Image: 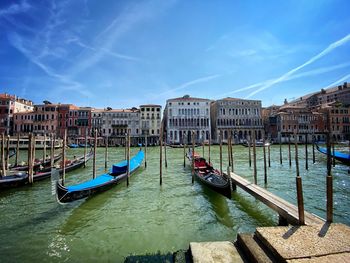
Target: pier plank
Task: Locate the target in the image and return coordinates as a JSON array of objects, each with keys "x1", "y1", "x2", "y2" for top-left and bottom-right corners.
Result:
[{"x1": 229, "y1": 172, "x2": 324, "y2": 225}]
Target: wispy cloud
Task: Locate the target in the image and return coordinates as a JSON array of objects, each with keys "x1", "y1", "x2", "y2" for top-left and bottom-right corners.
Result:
[
  {"x1": 216, "y1": 62, "x2": 350, "y2": 99},
  {"x1": 0, "y1": 0, "x2": 31, "y2": 18},
  {"x1": 245, "y1": 33, "x2": 350, "y2": 98},
  {"x1": 153, "y1": 74, "x2": 221, "y2": 99},
  {"x1": 325, "y1": 73, "x2": 350, "y2": 89}
]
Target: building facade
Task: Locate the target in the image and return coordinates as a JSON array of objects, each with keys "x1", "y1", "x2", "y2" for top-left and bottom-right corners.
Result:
[
  {"x1": 0, "y1": 93, "x2": 33, "y2": 135},
  {"x1": 211, "y1": 97, "x2": 264, "y2": 143},
  {"x1": 140, "y1": 104, "x2": 161, "y2": 145},
  {"x1": 165, "y1": 95, "x2": 211, "y2": 144}
]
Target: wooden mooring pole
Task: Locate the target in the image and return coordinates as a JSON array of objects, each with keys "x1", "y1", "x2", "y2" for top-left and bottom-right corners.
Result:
[
  {"x1": 227, "y1": 131, "x2": 231, "y2": 167},
  {"x1": 208, "y1": 133, "x2": 211, "y2": 164},
  {"x1": 15, "y1": 133, "x2": 20, "y2": 166},
  {"x1": 192, "y1": 131, "x2": 195, "y2": 184},
  {"x1": 253, "y1": 131, "x2": 257, "y2": 184},
  {"x1": 159, "y1": 128, "x2": 163, "y2": 186},
  {"x1": 127, "y1": 129, "x2": 130, "y2": 187},
  {"x1": 183, "y1": 134, "x2": 186, "y2": 167},
  {"x1": 279, "y1": 133, "x2": 282, "y2": 165},
  {"x1": 305, "y1": 134, "x2": 308, "y2": 170},
  {"x1": 326, "y1": 112, "x2": 333, "y2": 222},
  {"x1": 28, "y1": 134, "x2": 33, "y2": 184},
  {"x1": 84, "y1": 130, "x2": 87, "y2": 168},
  {"x1": 5, "y1": 135, "x2": 10, "y2": 169},
  {"x1": 312, "y1": 134, "x2": 316, "y2": 164},
  {"x1": 1, "y1": 133, "x2": 6, "y2": 176},
  {"x1": 294, "y1": 135, "x2": 305, "y2": 225},
  {"x1": 288, "y1": 134, "x2": 292, "y2": 167},
  {"x1": 230, "y1": 130, "x2": 234, "y2": 172},
  {"x1": 164, "y1": 132, "x2": 167, "y2": 168},
  {"x1": 43, "y1": 133, "x2": 47, "y2": 162},
  {"x1": 332, "y1": 140, "x2": 336, "y2": 167},
  {"x1": 105, "y1": 135, "x2": 108, "y2": 170},
  {"x1": 248, "y1": 135, "x2": 252, "y2": 167},
  {"x1": 268, "y1": 143, "x2": 271, "y2": 168},
  {"x1": 50, "y1": 134, "x2": 54, "y2": 168},
  {"x1": 202, "y1": 133, "x2": 205, "y2": 158},
  {"x1": 93, "y1": 129, "x2": 97, "y2": 179},
  {"x1": 144, "y1": 134, "x2": 147, "y2": 168},
  {"x1": 219, "y1": 130, "x2": 223, "y2": 175},
  {"x1": 62, "y1": 130, "x2": 66, "y2": 185},
  {"x1": 263, "y1": 138, "x2": 267, "y2": 184}
]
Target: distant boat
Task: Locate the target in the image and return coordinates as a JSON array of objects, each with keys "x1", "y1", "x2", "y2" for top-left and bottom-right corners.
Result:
[
  {"x1": 68, "y1": 143, "x2": 79, "y2": 148},
  {"x1": 242, "y1": 140, "x2": 270, "y2": 147},
  {"x1": 56, "y1": 149, "x2": 144, "y2": 203},
  {"x1": 78, "y1": 143, "x2": 91, "y2": 148},
  {"x1": 316, "y1": 144, "x2": 350, "y2": 166},
  {"x1": 186, "y1": 150, "x2": 231, "y2": 198}
]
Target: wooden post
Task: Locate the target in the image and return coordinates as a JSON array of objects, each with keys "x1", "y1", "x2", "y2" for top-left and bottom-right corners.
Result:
[
  {"x1": 253, "y1": 131, "x2": 257, "y2": 184},
  {"x1": 93, "y1": 129, "x2": 97, "y2": 179},
  {"x1": 145, "y1": 134, "x2": 147, "y2": 168},
  {"x1": 268, "y1": 143, "x2": 271, "y2": 168},
  {"x1": 263, "y1": 138, "x2": 267, "y2": 184},
  {"x1": 62, "y1": 130, "x2": 66, "y2": 185},
  {"x1": 295, "y1": 135, "x2": 305, "y2": 225},
  {"x1": 305, "y1": 134, "x2": 308, "y2": 170},
  {"x1": 208, "y1": 133, "x2": 211, "y2": 164},
  {"x1": 219, "y1": 130, "x2": 223, "y2": 175},
  {"x1": 230, "y1": 130, "x2": 234, "y2": 172},
  {"x1": 43, "y1": 133, "x2": 47, "y2": 163},
  {"x1": 159, "y1": 128, "x2": 163, "y2": 186},
  {"x1": 28, "y1": 134, "x2": 33, "y2": 183},
  {"x1": 326, "y1": 111, "x2": 333, "y2": 223},
  {"x1": 5, "y1": 135, "x2": 10, "y2": 169},
  {"x1": 192, "y1": 131, "x2": 195, "y2": 184},
  {"x1": 227, "y1": 131, "x2": 231, "y2": 167},
  {"x1": 1, "y1": 133, "x2": 6, "y2": 177},
  {"x1": 105, "y1": 135, "x2": 108, "y2": 170},
  {"x1": 312, "y1": 134, "x2": 315, "y2": 164},
  {"x1": 32, "y1": 134, "x2": 36, "y2": 170},
  {"x1": 332, "y1": 140, "x2": 335, "y2": 167},
  {"x1": 127, "y1": 129, "x2": 130, "y2": 187},
  {"x1": 164, "y1": 132, "x2": 167, "y2": 168},
  {"x1": 84, "y1": 130, "x2": 87, "y2": 168},
  {"x1": 288, "y1": 134, "x2": 292, "y2": 167},
  {"x1": 183, "y1": 134, "x2": 186, "y2": 167},
  {"x1": 279, "y1": 133, "x2": 282, "y2": 165},
  {"x1": 15, "y1": 133, "x2": 20, "y2": 166},
  {"x1": 50, "y1": 134, "x2": 54, "y2": 168},
  {"x1": 124, "y1": 134, "x2": 127, "y2": 159},
  {"x1": 248, "y1": 135, "x2": 252, "y2": 167}
]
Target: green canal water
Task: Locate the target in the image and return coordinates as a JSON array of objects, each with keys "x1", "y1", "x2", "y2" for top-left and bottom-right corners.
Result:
[{"x1": 0, "y1": 145, "x2": 349, "y2": 262}]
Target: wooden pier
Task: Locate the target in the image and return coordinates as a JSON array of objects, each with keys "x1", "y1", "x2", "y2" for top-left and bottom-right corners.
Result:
[{"x1": 229, "y1": 172, "x2": 324, "y2": 225}]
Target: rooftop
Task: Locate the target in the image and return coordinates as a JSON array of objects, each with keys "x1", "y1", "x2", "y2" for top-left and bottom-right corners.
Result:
[{"x1": 167, "y1": 95, "x2": 211, "y2": 102}]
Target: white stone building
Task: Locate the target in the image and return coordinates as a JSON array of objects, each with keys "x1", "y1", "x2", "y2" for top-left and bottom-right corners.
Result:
[{"x1": 164, "y1": 95, "x2": 211, "y2": 144}]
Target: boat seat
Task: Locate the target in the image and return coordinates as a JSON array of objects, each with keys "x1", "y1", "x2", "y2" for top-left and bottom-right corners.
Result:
[{"x1": 196, "y1": 166, "x2": 207, "y2": 169}]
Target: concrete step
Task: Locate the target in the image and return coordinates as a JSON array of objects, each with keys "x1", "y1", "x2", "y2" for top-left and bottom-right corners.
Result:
[
  {"x1": 189, "y1": 241, "x2": 244, "y2": 263},
  {"x1": 236, "y1": 233, "x2": 276, "y2": 263}
]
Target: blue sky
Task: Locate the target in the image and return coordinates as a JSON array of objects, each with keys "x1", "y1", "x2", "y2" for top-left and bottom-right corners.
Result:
[{"x1": 1, "y1": 0, "x2": 350, "y2": 108}]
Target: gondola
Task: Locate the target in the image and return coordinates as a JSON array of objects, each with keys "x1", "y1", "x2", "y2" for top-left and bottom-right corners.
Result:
[
  {"x1": 68, "y1": 143, "x2": 79, "y2": 148},
  {"x1": 78, "y1": 143, "x2": 91, "y2": 148},
  {"x1": 9, "y1": 154, "x2": 62, "y2": 171},
  {"x1": 56, "y1": 149, "x2": 144, "y2": 203},
  {"x1": 316, "y1": 144, "x2": 350, "y2": 165},
  {"x1": 33, "y1": 150, "x2": 93, "y2": 181},
  {"x1": 0, "y1": 172, "x2": 29, "y2": 189},
  {"x1": 187, "y1": 150, "x2": 231, "y2": 198},
  {"x1": 242, "y1": 140, "x2": 270, "y2": 147}
]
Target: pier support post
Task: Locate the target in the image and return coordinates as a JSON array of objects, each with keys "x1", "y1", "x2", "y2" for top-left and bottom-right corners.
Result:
[
  {"x1": 227, "y1": 166, "x2": 236, "y2": 191},
  {"x1": 278, "y1": 215, "x2": 288, "y2": 226},
  {"x1": 295, "y1": 135, "x2": 305, "y2": 225}
]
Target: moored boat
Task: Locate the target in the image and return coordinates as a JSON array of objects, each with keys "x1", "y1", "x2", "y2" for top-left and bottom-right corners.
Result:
[
  {"x1": 242, "y1": 140, "x2": 270, "y2": 147},
  {"x1": 316, "y1": 144, "x2": 350, "y2": 165},
  {"x1": 68, "y1": 143, "x2": 79, "y2": 148},
  {"x1": 187, "y1": 150, "x2": 231, "y2": 198},
  {"x1": 9, "y1": 154, "x2": 62, "y2": 171},
  {"x1": 0, "y1": 172, "x2": 29, "y2": 189},
  {"x1": 56, "y1": 149, "x2": 144, "y2": 203}
]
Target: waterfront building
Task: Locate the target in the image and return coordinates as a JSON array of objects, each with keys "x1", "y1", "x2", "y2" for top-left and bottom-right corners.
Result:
[
  {"x1": 58, "y1": 105, "x2": 91, "y2": 139},
  {"x1": 262, "y1": 105, "x2": 281, "y2": 141},
  {"x1": 164, "y1": 95, "x2": 211, "y2": 144},
  {"x1": 139, "y1": 104, "x2": 162, "y2": 145},
  {"x1": 210, "y1": 97, "x2": 264, "y2": 143},
  {"x1": 276, "y1": 105, "x2": 326, "y2": 143},
  {"x1": 328, "y1": 103, "x2": 350, "y2": 141},
  {"x1": 92, "y1": 108, "x2": 140, "y2": 146},
  {"x1": 0, "y1": 93, "x2": 33, "y2": 135}
]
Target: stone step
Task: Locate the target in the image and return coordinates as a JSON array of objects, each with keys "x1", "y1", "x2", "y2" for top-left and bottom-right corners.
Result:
[
  {"x1": 190, "y1": 241, "x2": 244, "y2": 263},
  {"x1": 236, "y1": 233, "x2": 276, "y2": 263}
]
